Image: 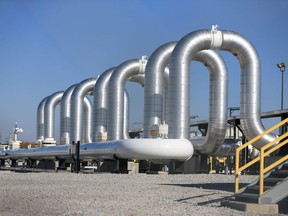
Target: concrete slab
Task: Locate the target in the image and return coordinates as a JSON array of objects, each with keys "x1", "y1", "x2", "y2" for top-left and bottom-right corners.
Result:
[{"x1": 221, "y1": 200, "x2": 279, "y2": 214}]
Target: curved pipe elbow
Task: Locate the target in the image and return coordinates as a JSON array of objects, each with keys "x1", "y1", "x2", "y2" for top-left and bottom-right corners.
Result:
[
  {"x1": 107, "y1": 58, "x2": 147, "y2": 141},
  {"x1": 191, "y1": 50, "x2": 228, "y2": 154},
  {"x1": 128, "y1": 74, "x2": 145, "y2": 87},
  {"x1": 70, "y1": 78, "x2": 97, "y2": 143},
  {"x1": 168, "y1": 29, "x2": 276, "y2": 149},
  {"x1": 144, "y1": 42, "x2": 177, "y2": 138}
]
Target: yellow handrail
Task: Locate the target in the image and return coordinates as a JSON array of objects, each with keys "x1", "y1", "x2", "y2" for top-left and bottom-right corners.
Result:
[
  {"x1": 259, "y1": 134, "x2": 288, "y2": 195},
  {"x1": 235, "y1": 117, "x2": 288, "y2": 193}
]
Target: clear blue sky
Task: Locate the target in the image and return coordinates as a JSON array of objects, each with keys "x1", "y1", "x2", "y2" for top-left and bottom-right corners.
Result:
[{"x1": 0, "y1": 0, "x2": 287, "y2": 142}]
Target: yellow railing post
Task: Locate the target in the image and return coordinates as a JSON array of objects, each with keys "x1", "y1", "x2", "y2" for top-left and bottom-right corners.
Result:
[
  {"x1": 209, "y1": 156, "x2": 213, "y2": 173},
  {"x1": 235, "y1": 148, "x2": 240, "y2": 193},
  {"x1": 259, "y1": 147, "x2": 265, "y2": 195}
]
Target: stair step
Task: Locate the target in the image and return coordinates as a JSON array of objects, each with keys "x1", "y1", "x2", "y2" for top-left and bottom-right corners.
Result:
[
  {"x1": 280, "y1": 163, "x2": 288, "y2": 170},
  {"x1": 270, "y1": 170, "x2": 288, "y2": 178},
  {"x1": 245, "y1": 185, "x2": 273, "y2": 194},
  {"x1": 235, "y1": 193, "x2": 259, "y2": 203},
  {"x1": 264, "y1": 177, "x2": 285, "y2": 186}
]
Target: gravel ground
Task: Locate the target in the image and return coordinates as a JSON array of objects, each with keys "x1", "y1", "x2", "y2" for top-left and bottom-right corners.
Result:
[{"x1": 0, "y1": 171, "x2": 286, "y2": 216}]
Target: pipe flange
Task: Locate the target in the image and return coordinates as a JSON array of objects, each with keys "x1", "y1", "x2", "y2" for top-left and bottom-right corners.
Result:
[
  {"x1": 211, "y1": 25, "x2": 223, "y2": 49},
  {"x1": 139, "y1": 55, "x2": 147, "y2": 74}
]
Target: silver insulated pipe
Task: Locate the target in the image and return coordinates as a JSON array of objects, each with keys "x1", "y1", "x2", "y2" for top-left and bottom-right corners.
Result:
[
  {"x1": 165, "y1": 51, "x2": 228, "y2": 155},
  {"x1": 128, "y1": 74, "x2": 145, "y2": 87},
  {"x1": 93, "y1": 68, "x2": 115, "y2": 141},
  {"x1": 123, "y1": 89, "x2": 130, "y2": 139},
  {"x1": 93, "y1": 68, "x2": 130, "y2": 141},
  {"x1": 143, "y1": 41, "x2": 177, "y2": 138},
  {"x1": 36, "y1": 96, "x2": 48, "y2": 142},
  {"x1": 44, "y1": 91, "x2": 64, "y2": 141},
  {"x1": 60, "y1": 84, "x2": 77, "y2": 144},
  {"x1": 168, "y1": 27, "x2": 276, "y2": 149},
  {"x1": 124, "y1": 75, "x2": 144, "y2": 139},
  {"x1": 107, "y1": 57, "x2": 147, "y2": 140},
  {"x1": 188, "y1": 50, "x2": 228, "y2": 154},
  {"x1": 163, "y1": 67, "x2": 170, "y2": 123},
  {"x1": 82, "y1": 97, "x2": 93, "y2": 143},
  {"x1": 143, "y1": 41, "x2": 228, "y2": 154},
  {"x1": 70, "y1": 78, "x2": 97, "y2": 143},
  {"x1": 61, "y1": 84, "x2": 93, "y2": 144}
]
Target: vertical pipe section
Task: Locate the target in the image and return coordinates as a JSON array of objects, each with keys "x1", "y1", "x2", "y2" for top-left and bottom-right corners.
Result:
[
  {"x1": 107, "y1": 57, "x2": 147, "y2": 140},
  {"x1": 71, "y1": 78, "x2": 97, "y2": 143},
  {"x1": 37, "y1": 96, "x2": 48, "y2": 142},
  {"x1": 93, "y1": 68, "x2": 115, "y2": 141},
  {"x1": 163, "y1": 67, "x2": 170, "y2": 123},
  {"x1": 168, "y1": 28, "x2": 276, "y2": 148},
  {"x1": 123, "y1": 89, "x2": 130, "y2": 139},
  {"x1": 221, "y1": 30, "x2": 277, "y2": 148},
  {"x1": 82, "y1": 96, "x2": 93, "y2": 143},
  {"x1": 60, "y1": 84, "x2": 77, "y2": 144},
  {"x1": 44, "y1": 91, "x2": 64, "y2": 140},
  {"x1": 125, "y1": 74, "x2": 145, "y2": 138},
  {"x1": 144, "y1": 42, "x2": 177, "y2": 138},
  {"x1": 190, "y1": 50, "x2": 228, "y2": 154}
]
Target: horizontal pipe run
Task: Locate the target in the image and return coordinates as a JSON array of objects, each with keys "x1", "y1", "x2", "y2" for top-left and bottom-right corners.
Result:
[{"x1": 0, "y1": 139, "x2": 194, "y2": 161}]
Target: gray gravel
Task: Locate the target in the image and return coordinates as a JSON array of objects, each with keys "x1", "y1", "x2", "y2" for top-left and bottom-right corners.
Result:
[{"x1": 0, "y1": 171, "x2": 285, "y2": 216}]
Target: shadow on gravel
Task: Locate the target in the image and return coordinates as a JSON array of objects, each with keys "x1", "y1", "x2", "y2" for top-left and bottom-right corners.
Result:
[
  {"x1": 196, "y1": 196, "x2": 234, "y2": 206},
  {"x1": 161, "y1": 182, "x2": 250, "y2": 192},
  {"x1": 175, "y1": 193, "x2": 234, "y2": 206},
  {"x1": 176, "y1": 193, "x2": 217, "y2": 202}
]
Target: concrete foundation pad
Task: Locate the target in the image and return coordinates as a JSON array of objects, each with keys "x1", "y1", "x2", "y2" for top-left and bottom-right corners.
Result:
[
  {"x1": 146, "y1": 171, "x2": 168, "y2": 175},
  {"x1": 221, "y1": 200, "x2": 278, "y2": 214}
]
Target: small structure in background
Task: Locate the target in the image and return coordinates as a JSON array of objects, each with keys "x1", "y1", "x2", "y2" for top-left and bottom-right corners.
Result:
[{"x1": 9, "y1": 122, "x2": 23, "y2": 150}]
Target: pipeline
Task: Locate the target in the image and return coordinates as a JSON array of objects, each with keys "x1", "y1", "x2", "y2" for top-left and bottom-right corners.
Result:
[
  {"x1": 189, "y1": 50, "x2": 228, "y2": 155},
  {"x1": 166, "y1": 50, "x2": 228, "y2": 155},
  {"x1": 0, "y1": 139, "x2": 194, "y2": 161},
  {"x1": 93, "y1": 68, "x2": 115, "y2": 141},
  {"x1": 168, "y1": 28, "x2": 276, "y2": 149},
  {"x1": 128, "y1": 74, "x2": 145, "y2": 87},
  {"x1": 93, "y1": 68, "x2": 131, "y2": 141},
  {"x1": 107, "y1": 57, "x2": 147, "y2": 140},
  {"x1": 70, "y1": 78, "x2": 97, "y2": 143},
  {"x1": 82, "y1": 97, "x2": 93, "y2": 143},
  {"x1": 143, "y1": 41, "x2": 228, "y2": 155},
  {"x1": 60, "y1": 84, "x2": 78, "y2": 144},
  {"x1": 9, "y1": 27, "x2": 275, "y2": 166},
  {"x1": 125, "y1": 74, "x2": 145, "y2": 139},
  {"x1": 123, "y1": 89, "x2": 130, "y2": 139},
  {"x1": 36, "y1": 96, "x2": 49, "y2": 143},
  {"x1": 144, "y1": 42, "x2": 177, "y2": 138},
  {"x1": 163, "y1": 67, "x2": 170, "y2": 123},
  {"x1": 44, "y1": 91, "x2": 64, "y2": 144},
  {"x1": 40, "y1": 85, "x2": 93, "y2": 145}
]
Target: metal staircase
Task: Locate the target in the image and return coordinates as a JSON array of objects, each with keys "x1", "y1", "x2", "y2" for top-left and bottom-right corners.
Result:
[
  {"x1": 235, "y1": 161, "x2": 288, "y2": 204},
  {"x1": 222, "y1": 118, "x2": 288, "y2": 213}
]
